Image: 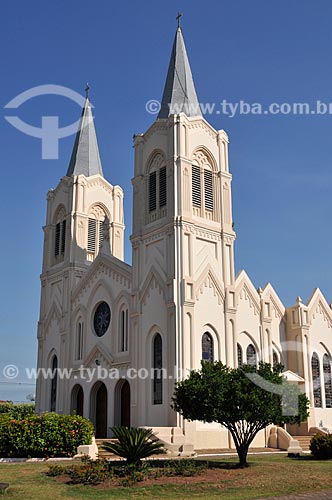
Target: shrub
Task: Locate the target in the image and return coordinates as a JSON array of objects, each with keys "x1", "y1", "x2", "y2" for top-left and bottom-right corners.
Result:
[
  {"x1": 102, "y1": 427, "x2": 165, "y2": 466},
  {"x1": 164, "y1": 459, "x2": 207, "y2": 477},
  {"x1": 67, "y1": 458, "x2": 111, "y2": 485},
  {"x1": 310, "y1": 433, "x2": 332, "y2": 460},
  {"x1": 118, "y1": 463, "x2": 148, "y2": 487},
  {"x1": 0, "y1": 413, "x2": 93, "y2": 458},
  {"x1": 46, "y1": 464, "x2": 67, "y2": 477},
  {"x1": 0, "y1": 402, "x2": 35, "y2": 419}
]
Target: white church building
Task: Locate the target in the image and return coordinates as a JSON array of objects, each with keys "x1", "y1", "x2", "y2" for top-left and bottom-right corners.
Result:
[{"x1": 35, "y1": 22, "x2": 332, "y2": 451}]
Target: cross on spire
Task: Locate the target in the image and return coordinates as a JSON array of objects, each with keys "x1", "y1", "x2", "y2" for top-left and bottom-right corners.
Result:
[
  {"x1": 85, "y1": 83, "x2": 90, "y2": 98},
  {"x1": 176, "y1": 11, "x2": 182, "y2": 28}
]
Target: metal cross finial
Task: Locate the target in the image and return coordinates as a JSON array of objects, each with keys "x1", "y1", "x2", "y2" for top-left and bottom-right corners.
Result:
[
  {"x1": 176, "y1": 11, "x2": 182, "y2": 28},
  {"x1": 85, "y1": 83, "x2": 90, "y2": 98}
]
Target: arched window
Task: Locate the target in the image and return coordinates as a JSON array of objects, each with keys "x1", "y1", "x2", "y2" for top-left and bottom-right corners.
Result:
[
  {"x1": 87, "y1": 206, "x2": 106, "y2": 261},
  {"x1": 147, "y1": 153, "x2": 167, "y2": 219},
  {"x1": 202, "y1": 333, "x2": 214, "y2": 363},
  {"x1": 246, "y1": 344, "x2": 257, "y2": 366},
  {"x1": 192, "y1": 165, "x2": 201, "y2": 207},
  {"x1": 153, "y1": 334, "x2": 163, "y2": 405},
  {"x1": 191, "y1": 151, "x2": 215, "y2": 218},
  {"x1": 119, "y1": 306, "x2": 129, "y2": 352},
  {"x1": 54, "y1": 207, "x2": 66, "y2": 262},
  {"x1": 237, "y1": 343, "x2": 243, "y2": 368},
  {"x1": 204, "y1": 169, "x2": 214, "y2": 211},
  {"x1": 273, "y1": 351, "x2": 279, "y2": 368},
  {"x1": 192, "y1": 166, "x2": 214, "y2": 211},
  {"x1": 76, "y1": 322, "x2": 83, "y2": 361},
  {"x1": 159, "y1": 166, "x2": 167, "y2": 208},
  {"x1": 50, "y1": 355, "x2": 58, "y2": 412},
  {"x1": 323, "y1": 354, "x2": 332, "y2": 408},
  {"x1": 148, "y1": 171, "x2": 157, "y2": 212},
  {"x1": 312, "y1": 353, "x2": 322, "y2": 408},
  {"x1": 149, "y1": 168, "x2": 167, "y2": 212}
]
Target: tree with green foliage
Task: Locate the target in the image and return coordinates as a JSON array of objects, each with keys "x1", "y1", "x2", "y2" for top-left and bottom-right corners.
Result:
[
  {"x1": 102, "y1": 427, "x2": 165, "y2": 466},
  {"x1": 0, "y1": 402, "x2": 35, "y2": 419},
  {"x1": 172, "y1": 362, "x2": 309, "y2": 467}
]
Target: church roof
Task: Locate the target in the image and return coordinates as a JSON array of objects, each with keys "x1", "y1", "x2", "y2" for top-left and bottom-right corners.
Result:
[
  {"x1": 158, "y1": 26, "x2": 202, "y2": 119},
  {"x1": 66, "y1": 95, "x2": 104, "y2": 177}
]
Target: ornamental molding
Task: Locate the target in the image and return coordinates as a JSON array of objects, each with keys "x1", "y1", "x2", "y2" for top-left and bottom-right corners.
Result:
[
  {"x1": 72, "y1": 258, "x2": 132, "y2": 310},
  {"x1": 140, "y1": 266, "x2": 166, "y2": 306},
  {"x1": 235, "y1": 272, "x2": 260, "y2": 315},
  {"x1": 194, "y1": 265, "x2": 224, "y2": 305},
  {"x1": 307, "y1": 289, "x2": 332, "y2": 327},
  {"x1": 187, "y1": 120, "x2": 216, "y2": 139},
  {"x1": 134, "y1": 224, "x2": 173, "y2": 245},
  {"x1": 89, "y1": 204, "x2": 107, "y2": 220},
  {"x1": 240, "y1": 284, "x2": 260, "y2": 316},
  {"x1": 143, "y1": 122, "x2": 168, "y2": 141},
  {"x1": 182, "y1": 222, "x2": 221, "y2": 241},
  {"x1": 145, "y1": 150, "x2": 166, "y2": 174},
  {"x1": 192, "y1": 150, "x2": 211, "y2": 167},
  {"x1": 52, "y1": 177, "x2": 72, "y2": 197},
  {"x1": 143, "y1": 230, "x2": 168, "y2": 245},
  {"x1": 269, "y1": 296, "x2": 285, "y2": 320},
  {"x1": 44, "y1": 301, "x2": 62, "y2": 334},
  {"x1": 84, "y1": 343, "x2": 114, "y2": 369},
  {"x1": 86, "y1": 176, "x2": 117, "y2": 196},
  {"x1": 261, "y1": 283, "x2": 285, "y2": 320},
  {"x1": 222, "y1": 233, "x2": 235, "y2": 245},
  {"x1": 311, "y1": 301, "x2": 332, "y2": 328},
  {"x1": 191, "y1": 146, "x2": 218, "y2": 172}
]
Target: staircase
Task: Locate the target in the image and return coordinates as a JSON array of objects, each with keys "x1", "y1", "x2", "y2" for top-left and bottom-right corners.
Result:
[
  {"x1": 95, "y1": 439, "x2": 119, "y2": 459},
  {"x1": 292, "y1": 435, "x2": 313, "y2": 451}
]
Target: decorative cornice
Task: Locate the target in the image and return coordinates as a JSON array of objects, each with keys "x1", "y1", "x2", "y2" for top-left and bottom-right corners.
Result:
[
  {"x1": 72, "y1": 257, "x2": 132, "y2": 309},
  {"x1": 194, "y1": 265, "x2": 225, "y2": 305},
  {"x1": 84, "y1": 343, "x2": 114, "y2": 368},
  {"x1": 140, "y1": 266, "x2": 166, "y2": 306},
  {"x1": 182, "y1": 222, "x2": 221, "y2": 241}
]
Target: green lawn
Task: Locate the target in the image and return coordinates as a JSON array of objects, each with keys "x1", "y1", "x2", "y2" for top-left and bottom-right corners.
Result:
[{"x1": 0, "y1": 455, "x2": 332, "y2": 499}]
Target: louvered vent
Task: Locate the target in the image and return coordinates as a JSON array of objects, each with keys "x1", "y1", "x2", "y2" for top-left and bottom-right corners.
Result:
[
  {"x1": 192, "y1": 166, "x2": 201, "y2": 207},
  {"x1": 54, "y1": 223, "x2": 60, "y2": 256},
  {"x1": 61, "y1": 220, "x2": 66, "y2": 254},
  {"x1": 204, "y1": 170, "x2": 214, "y2": 211},
  {"x1": 99, "y1": 220, "x2": 104, "y2": 249},
  {"x1": 149, "y1": 171, "x2": 157, "y2": 212},
  {"x1": 88, "y1": 218, "x2": 96, "y2": 252},
  {"x1": 159, "y1": 166, "x2": 167, "y2": 207}
]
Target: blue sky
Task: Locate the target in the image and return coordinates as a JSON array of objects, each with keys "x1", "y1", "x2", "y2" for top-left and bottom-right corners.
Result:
[{"x1": 1, "y1": 0, "x2": 332, "y2": 401}]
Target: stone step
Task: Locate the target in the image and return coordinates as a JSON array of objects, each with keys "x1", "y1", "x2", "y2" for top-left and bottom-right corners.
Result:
[
  {"x1": 95, "y1": 439, "x2": 119, "y2": 459},
  {"x1": 292, "y1": 435, "x2": 314, "y2": 450}
]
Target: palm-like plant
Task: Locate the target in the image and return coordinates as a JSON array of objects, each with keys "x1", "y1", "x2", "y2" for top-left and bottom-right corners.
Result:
[{"x1": 102, "y1": 426, "x2": 165, "y2": 466}]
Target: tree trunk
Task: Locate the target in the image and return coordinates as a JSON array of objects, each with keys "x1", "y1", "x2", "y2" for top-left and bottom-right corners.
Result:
[{"x1": 237, "y1": 444, "x2": 249, "y2": 468}]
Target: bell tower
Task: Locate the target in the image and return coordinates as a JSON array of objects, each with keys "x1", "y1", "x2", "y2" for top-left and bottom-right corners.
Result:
[
  {"x1": 35, "y1": 90, "x2": 125, "y2": 414},
  {"x1": 131, "y1": 20, "x2": 236, "y2": 429}
]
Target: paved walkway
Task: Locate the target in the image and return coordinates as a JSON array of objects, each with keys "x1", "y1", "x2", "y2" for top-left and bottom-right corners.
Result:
[{"x1": 256, "y1": 491, "x2": 332, "y2": 500}]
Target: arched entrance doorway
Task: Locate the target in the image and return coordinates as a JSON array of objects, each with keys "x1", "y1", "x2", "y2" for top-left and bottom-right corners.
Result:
[
  {"x1": 71, "y1": 384, "x2": 84, "y2": 416},
  {"x1": 114, "y1": 380, "x2": 131, "y2": 427},
  {"x1": 90, "y1": 382, "x2": 108, "y2": 438}
]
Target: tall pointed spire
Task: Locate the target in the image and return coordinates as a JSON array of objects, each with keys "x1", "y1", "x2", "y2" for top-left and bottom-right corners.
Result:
[
  {"x1": 66, "y1": 89, "x2": 103, "y2": 177},
  {"x1": 158, "y1": 18, "x2": 202, "y2": 119}
]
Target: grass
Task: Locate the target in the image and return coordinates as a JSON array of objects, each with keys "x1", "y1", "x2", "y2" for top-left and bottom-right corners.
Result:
[{"x1": 0, "y1": 454, "x2": 332, "y2": 499}]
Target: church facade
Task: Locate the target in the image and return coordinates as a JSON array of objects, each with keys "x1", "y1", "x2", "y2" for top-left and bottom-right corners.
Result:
[{"x1": 35, "y1": 24, "x2": 332, "y2": 450}]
